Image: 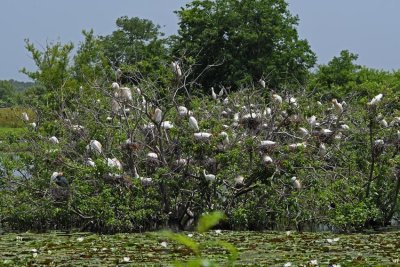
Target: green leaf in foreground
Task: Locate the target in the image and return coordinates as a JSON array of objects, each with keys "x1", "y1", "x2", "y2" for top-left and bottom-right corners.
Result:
[{"x1": 197, "y1": 211, "x2": 225, "y2": 233}]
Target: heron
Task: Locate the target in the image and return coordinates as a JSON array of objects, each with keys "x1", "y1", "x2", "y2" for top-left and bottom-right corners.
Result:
[
  {"x1": 49, "y1": 136, "x2": 59, "y2": 145},
  {"x1": 332, "y1": 99, "x2": 343, "y2": 114},
  {"x1": 203, "y1": 169, "x2": 216, "y2": 182},
  {"x1": 154, "y1": 108, "x2": 162, "y2": 123},
  {"x1": 189, "y1": 116, "x2": 199, "y2": 131},
  {"x1": 291, "y1": 176, "x2": 301, "y2": 190},
  {"x1": 86, "y1": 140, "x2": 102, "y2": 155},
  {"x1": 22, "y1": 112, "x2": 29, "y2": 122},
  {"x1": 368, "y1": 93, "x2": 383, "y2": 106}
]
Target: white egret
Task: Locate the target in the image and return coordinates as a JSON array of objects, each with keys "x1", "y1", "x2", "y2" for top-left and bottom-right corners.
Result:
[
  {"x1": 211, "y1": 87, "x2": 217, "y2": 100},
  {"x1": 272, "y1": 94, "x2": 283, "y2": 105},
  {"x1": 49, "y1": 136, "x2": 59, "y2": 145},
  {"x1": 234, "y1": 175, "x2": 245, "y2": 185},
  {"x1": 332, "y1": 99, "x2": 343, "y2": 114},
  {"x1": 154, "y1": 108, "x2": 162, "y2": 123},
  {"x1": 291, "y1": 176, "x2": 301, "y2": 190},
  {"x1": 161, "y1": 121, "x2": 174, "y2": 129},
  {"x1": 87, "y1": 140, "x2": 102, "y2": 155},
  {"x1": 203, "y1": 169, "x2": 216, "y2": 182},
  {"x1": 340, "y1": 124, "x2": 350, "y2": 130},
  {"x1": 107, "y1": 157, "x2": 123, "y2": 170},
  {"x1": 189, "y1": 116, "x2": 199, "y2": 131},
  {"x1": 85, "y1": 158, "x2": 96, "y2": 167},
  {"x1": 308, "y1": 115, "x2": 317, "y2": 127},
  {"x1": 218, "y1": 87, "x2": 224, "y2": 97},
  {"x1": 379, "y1": 119, "x2": 388, "y2": 128},
  {"x1": 368, "y1": 93, "x2": 383, "y2": 106},
  {"x1": 260, "y1": 140, "x2": 277, "y2": 149},
  {"x1": 390, "y1": 117, "x2": 400, "y2": 126},
  {"x1": 28, "y1": 122, "x2": 37, "y2": 129},
  {"x1": 147, "y1": 152, "x2": 158, "y2": 161},
  {"x1": 298, "y1": 127, "x2": 309, "y2": 137},
  {"x1": 119, "y1": 87, "x2": 133, "y2": 102},
  {"x1": 171, "y1": 61, "x2": 182, "y2": 77},
  {"x1": 178, "y1": 106, "x2": 189, "y2": 117},
  {"x1": 22, "y1": 112, "x2": 29, "y2": 122},
  {"x1": 262, "y1": 155, "x2": 273, "y2": 164},
  {"x1": 259, "y1": 79, "x2": 266, "y2": 88},
  {"x1": 321, "y1": 129, "x2": 333, "y2": 136},
  {"x1": 194, "y1": 132, "x2": 212, "y2": 141},
  {"x1": 111, "y1": 82, "x2": 119, "y2": 90},
  {"x1": 319, "y1": 143, "x2": 327, "y2": 157}
]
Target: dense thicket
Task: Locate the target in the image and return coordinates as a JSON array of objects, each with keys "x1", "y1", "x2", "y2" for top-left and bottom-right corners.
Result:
[{"x1": 1, "y1": 0, "x2": 400, "y2": 233}]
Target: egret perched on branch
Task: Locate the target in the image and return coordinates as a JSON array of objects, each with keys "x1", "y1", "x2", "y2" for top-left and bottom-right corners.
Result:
[
  {"x1": 134, "y1": 167, "x2": 153, "y2": 186},
  {"x1": 161, "y1": 121, "x2": 174, "y2": 129},
  {"x1": 262, "y1": 155, "x2": 273, "y2": 165},
  {"x1": 291, "y1": 176, "x2": 301, "y2": 190},
  {"x1": 194, "y1": 132, "x2": 212, "y2": 141},
  {"x1": 272, "y1": 94, "x2": 282, "y2": 105},
  {"x1": 368, "y1": 93, "x2": 383, "y2": 106},
  {"x1": 332, "y1": 99, "x2": 343, "y2": 114},
  {"x1": 107, "y1": 157, "x2": 123, "y2": 170},
  {"x1": 259, "y1": 79, "x2": 266, "y2": 88},
  {"x1": 154, "y1": 108, "x2": 162, "y2": 123},
  {"x1": 147, "y1": 152, "x2": 158, "y2": 162},
  {"x1": 298, "y1": 127, "x2": 309, "y2": 137},
  {"x1": 87, "y1": 140, "x2": 102, "y2": 155},
  {"x1": 189, "y1": 116, "x2": 199, "y2": 131},
  {"x1": 22, "y1": 112, "x2": 29, "y2": 122},
  {"x1": 178, "y1": 106, "x2": 189, "y2": 117},
  {"x1": 85, "y1": 158, "x2": 96, "y2": 167},
  {"x1": 49, "y1": 136, "x2": 59, "y2": 145},
  {"x1": 219, "y1": 131, "x2": 229, "y2": 146},
  {"x1": 171, "y1": 61, "x2": 182, "y2": 77},
  {"x1": 218, "y1": 87, "x2": 224, "y2": 97},
  {"x1": 111, "y1": 82, "x2": 119, "y2": 90},
  {"x1": 203, "y1": 169, "x2": 216, "y2": 182},
  {"x1": 211, "y1": 87, "x2": 217, "y2": 100}
]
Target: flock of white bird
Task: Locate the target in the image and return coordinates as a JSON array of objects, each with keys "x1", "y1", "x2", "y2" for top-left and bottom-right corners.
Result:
[{"x1": 21, "y1": 67, "x2": 398, "y2": 193}]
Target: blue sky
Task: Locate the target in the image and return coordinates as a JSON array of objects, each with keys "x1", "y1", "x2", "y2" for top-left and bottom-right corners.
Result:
[{"x1": 1, "y1": 0, "x2": 400, "y2": 81}]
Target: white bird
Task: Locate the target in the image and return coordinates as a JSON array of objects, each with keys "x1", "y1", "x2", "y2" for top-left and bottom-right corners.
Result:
[
  {"x1": 118, "y1": 87, "x2": 133, "y2": 102},
  {"x1": 308, "y1": 116, "x2": 317, "y2": 127},
  {"x1": 298, "y1": 127, "x2": 309, "y2": 137},
  {"x1": 194, "y1": 132, "x2": 212, "y2": 141},
  {"x1": 379, "y1": 119, "x2": 388, "y2": 128},
  {"x1": 111, "y1": 99, "x2": 122, "y2": 114},
  {"x1": 272, "y1": 94, "x2": 283, "y2": 105},
  {"x1": 321, "y1": 129, "x2": 333, "y2": 136},
  {"x1": 107, "y1": 157, "x2": 123, "y2": 170},
  {"x1": 259, "y1": 79, "x2": 266, "y2": 88},
  {"x1": 111, "y1": 82, "x2": 119, "y2": 90},
  {"x1": 22, "y1": 112, "x2": 29, "y2": 122},
  {"x1": 134, "y1": 167, "x2": 153, "y2": 186},
  {"x1": 288, "y1": 97, "x2": 298, "y2": 107},
  {"x1": 28, "y1": 122, "x2": 37, "y2": 129},
  {"x1": 340, "y1": 124, "x2": 350, "y2": 130},
  {"x1": 85, "y1": 158, "x2": 96, "y2": 167},
  {"x1": 218, "y1": 87, "x2": 224, "y2": 97},
  {"x1": 332, "y1": 99, "x2": 343, "y2": 114},
  {"x1": 178, "y1": 106, "x2": 189, "y2": 117},
  {"x1": 262, "y1": 155, "x2": 273, "y2": 164},
  {"x1": 211, "y1": 87, "x2": 217, "y2": 100},
  {"x1": 319, "y1": 143, "x2": 327, "y2": 157},
  {"x1": 147, "y1": 152, "x2": 158, "y2": 161},
  {"x1": 203, "y1": 169, "x2": 216, "y2": 182},
  {"x1": 374, "y1": 139, "x2": 384, "y2": 146},
  {"x1": 161, "y1": 121, "x2": 174, "y2": 129},
  {"x1": 171, "y1": 61, "x2": 182, "y2": 77},
  {"x1": 189, "y1": 116, "x2": 199, "y2": 131},
  {"x1": 260, "y1": 140, "x2": 277, "y2": 149},
  {"x1": 291, "y1": 176, "x2": 301, "y2": 190},
  {"x1": 234, "y1": 175, "x2": 245, "y2": 185},
  {"x1": 389, "y1": 117, "x2": 400, "y2": 126},
  {"x1": 154, "y1": 108, "x2": 162, "y2": 123},
  {"x1": 289, "y1": 142, "x2": 307, "y2": 150},
  {"x1": 87, "y1": 140, "x2": 102, "y2": 155},
  {"x1": 368, "y1": 93, "x2": 383, "y2": 105},
  {"x1": 49, "y1": 136, "x2": 59, "y2": 144}
]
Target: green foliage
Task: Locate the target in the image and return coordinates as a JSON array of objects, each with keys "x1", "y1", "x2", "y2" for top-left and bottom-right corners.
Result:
[{"x1": 174, "y1": 0, "x2": 316, "y2": 89}]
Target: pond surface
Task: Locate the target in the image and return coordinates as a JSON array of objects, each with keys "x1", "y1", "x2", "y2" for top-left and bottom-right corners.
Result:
[{"x1": 1, "y1": 230, "x2": 399, "y2": 266}]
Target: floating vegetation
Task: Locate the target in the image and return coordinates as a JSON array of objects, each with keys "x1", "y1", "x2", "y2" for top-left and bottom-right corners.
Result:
[{"x1": 0, "y1": 231, "x2": 399, "y2": 266}]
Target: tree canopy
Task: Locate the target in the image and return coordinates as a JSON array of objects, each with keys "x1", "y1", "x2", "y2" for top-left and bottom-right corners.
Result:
[{"x1": 174, "y1": 0, "x2": 316, "y2": 89}]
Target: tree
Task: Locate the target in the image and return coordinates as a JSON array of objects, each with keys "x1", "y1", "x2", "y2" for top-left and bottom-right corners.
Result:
[
  {"x1": 99, "y1": 16, "x2": 170, "y2": 84},
  {"x1": 174, "y1": 0, "x2": 316, "y2": 89}
]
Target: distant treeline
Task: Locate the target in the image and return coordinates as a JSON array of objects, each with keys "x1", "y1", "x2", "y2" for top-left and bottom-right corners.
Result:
[{"x1": 0, "y1": 79, "x2": 35, "y2": 107}]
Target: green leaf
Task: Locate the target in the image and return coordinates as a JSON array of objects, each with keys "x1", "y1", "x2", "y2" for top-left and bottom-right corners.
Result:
[
  {"x1": 196, "y1": 211, "x2": 225, "y2": 233},
  {"x1": 159, "y1": 231, "x2": 200, "y2": 256}
]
